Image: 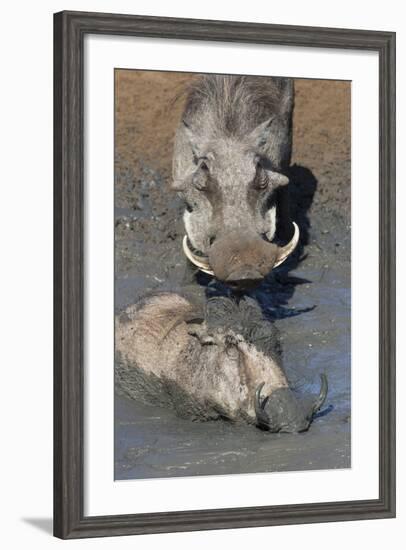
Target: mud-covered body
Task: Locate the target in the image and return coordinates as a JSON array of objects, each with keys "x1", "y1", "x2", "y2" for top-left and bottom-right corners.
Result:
[{"x1": 115, "y1": 293, "x2": 327, "y2": 432}]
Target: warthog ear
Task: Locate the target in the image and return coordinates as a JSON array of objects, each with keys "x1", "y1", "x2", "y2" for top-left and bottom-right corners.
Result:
[
  {"x1": 182, "y1": 119, "x2": 203, "y2": 158},
  {"x1": 248, "y1": 116, "x2": 276, "y2": 150}
]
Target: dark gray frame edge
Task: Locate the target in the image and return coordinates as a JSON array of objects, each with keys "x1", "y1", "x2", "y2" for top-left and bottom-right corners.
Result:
[{"x1": 53, "y1": 10, "x2": 396, "y2": 539}]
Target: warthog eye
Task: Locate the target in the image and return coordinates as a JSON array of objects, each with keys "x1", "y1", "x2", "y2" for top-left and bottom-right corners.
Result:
[
  {"x1": 257, "y1": 177, "x2": 268, "y2": 190},
  {"x1": 254, "y1": 163, "x2": 269, "y2": 190},
  {"x1": 193, "y1": 175, "x2": 208, "y2": 191},
  {"x1": 193, "y1": 158, "x2": 210, "y2": 190}
]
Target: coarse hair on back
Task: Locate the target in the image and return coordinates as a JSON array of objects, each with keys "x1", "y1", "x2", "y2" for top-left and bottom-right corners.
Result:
[{"x1": 182, "y1": 74, "x2": 294, "y2": 138}]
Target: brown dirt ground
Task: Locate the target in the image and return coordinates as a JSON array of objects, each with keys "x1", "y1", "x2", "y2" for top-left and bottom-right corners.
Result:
[{"x1": 115, "y1": 70, "x2": 350, "y2": 216}]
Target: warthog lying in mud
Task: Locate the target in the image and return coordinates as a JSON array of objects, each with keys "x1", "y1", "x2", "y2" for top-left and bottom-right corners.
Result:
[
  {"x1": 172, "y1": 75, "x2": 298, "y2": 289},
  {"x1": 115, "y1": 293, "x2": 327, "y2": 433}
]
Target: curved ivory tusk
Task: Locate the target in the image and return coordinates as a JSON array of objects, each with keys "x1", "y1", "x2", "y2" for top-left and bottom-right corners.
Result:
[
  {"x1": 274, "y1": 222, "x2": 300, "y2": 268},
  {"x1": 182, "y1": 236, "x2": 214, "y2": 275},
  {"x1": 310, "y1": 373, "x2": 328, "y2": 417}
]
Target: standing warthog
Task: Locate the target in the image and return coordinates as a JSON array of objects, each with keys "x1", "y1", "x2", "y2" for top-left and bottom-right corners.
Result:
[
  {"x1": 115, "y1": 293, "x2": 327, "y2": 433},
  {"x1": 172, "y1": 75, "x2": 297, "y2": 289}
]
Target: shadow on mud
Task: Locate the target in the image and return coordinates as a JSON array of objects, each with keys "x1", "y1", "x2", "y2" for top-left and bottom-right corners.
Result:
[
  {"x1": 198, "y1": 164, "x2": 319, "y2": 322},
  {"x1": 313, "y1": 404, "x2": 334, "y2": 419}
]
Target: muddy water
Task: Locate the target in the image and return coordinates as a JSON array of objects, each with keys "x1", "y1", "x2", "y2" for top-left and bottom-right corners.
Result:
[
  {"x1": 115, "y1": 268, "x2": 350, "y2": 479},
  {"x1": 114, "y1": 165, "x2": 351, "y2": 480}
]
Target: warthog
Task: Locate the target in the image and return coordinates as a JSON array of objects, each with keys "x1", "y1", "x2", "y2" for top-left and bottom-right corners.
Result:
[
  {"x1": 172, "y1": 74, "x2": 298, "y2": 289},
  {"x1": 115, "y1": 293, "x2": 327, "y2": 433}
]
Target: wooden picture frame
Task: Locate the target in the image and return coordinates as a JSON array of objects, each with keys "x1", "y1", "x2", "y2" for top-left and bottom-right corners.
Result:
[{"x1": 54, "y1": 10, "x2": 396, "y2": 539}]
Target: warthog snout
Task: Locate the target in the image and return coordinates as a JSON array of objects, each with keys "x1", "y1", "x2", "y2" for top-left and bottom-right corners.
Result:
[
  {"x1": 209, "y1": 227, "x2": 298, "y2": 289},
  {"x1": 183, "y1": 222, "x2": 299, "y2": 289},
  {"x1": 255, "y1": 374, "x2": 328, "y2": 433}
]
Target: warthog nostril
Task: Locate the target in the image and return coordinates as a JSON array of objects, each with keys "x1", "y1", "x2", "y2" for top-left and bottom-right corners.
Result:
[{"x1": 209, "y1": 236, "x2": 216, "y2": 246}]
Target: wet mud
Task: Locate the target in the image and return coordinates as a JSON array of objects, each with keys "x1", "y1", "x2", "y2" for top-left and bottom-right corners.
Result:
[{"x1": 114, "y1": 71, "x2": 351, "y2": 479}]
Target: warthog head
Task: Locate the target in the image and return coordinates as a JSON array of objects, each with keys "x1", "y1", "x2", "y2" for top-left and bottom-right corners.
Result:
[
  {"x1": 173, "y1": 75, "x2": 296, "y2": 289},
  {"x1": 204, "y1": 296, "x2": 328, "y2": 433}
]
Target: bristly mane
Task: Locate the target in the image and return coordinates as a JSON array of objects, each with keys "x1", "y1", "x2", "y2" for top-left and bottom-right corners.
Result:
[
  {"x1": 205, "y1": 296, "x2": 281, "y2": 358},
  {"x1": 182, "y1": 75, "x2": 294, "y2": 138}
]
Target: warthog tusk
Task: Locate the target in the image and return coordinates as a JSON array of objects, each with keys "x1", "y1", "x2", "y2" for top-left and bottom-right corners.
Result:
[
  {"x1": 273, "y1": 221, "x2": 300, "y2": 268},
  {"x1": 254, "y1": 382, "x2": 271, "y2": 431},
  {"x1": 182, "y1": 236, "x2": 215, "y2": 275},
  {"x1": 183, "y1": 221, "x2": 299, "y2": 275},
  {"x1": 310, "y1": 373, "x2": 328, "y2": 418}
]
